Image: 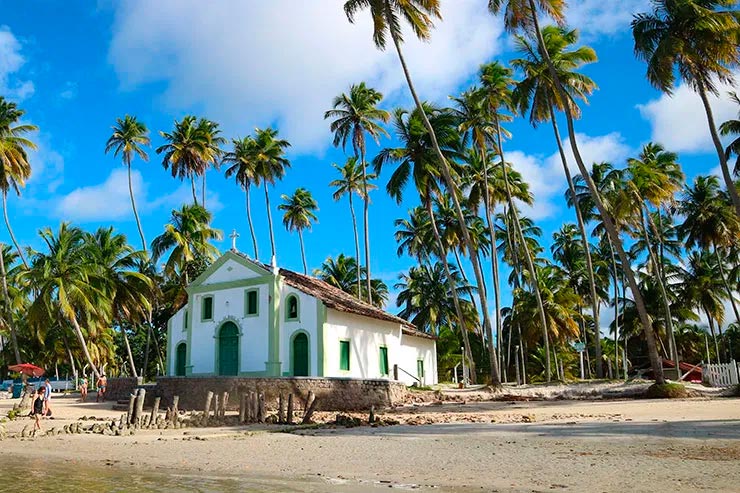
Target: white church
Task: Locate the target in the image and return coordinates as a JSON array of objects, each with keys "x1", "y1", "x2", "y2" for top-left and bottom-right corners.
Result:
[{"x1": 165, "y1": 244, "x2": 438, "y2": 386}]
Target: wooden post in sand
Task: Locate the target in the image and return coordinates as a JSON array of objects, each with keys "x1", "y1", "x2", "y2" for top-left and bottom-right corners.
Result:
[
  {"x1": 257, "y1": 393, "x2": 265, "y2": 423},
  {"x1": 286, "y1": 394, "x2": 294, "y2": 425},
  {"x1": 172, "y1": 395, "x2": 179, "y2": 418},
  {"x1": 213, "y1": 393, "x2": 220, "y2": 421},
  {"x1": 134, "y1": 388, "x2": 146, "y2": 428},
  {"x1": 239, "y1": 394, "x2": 247, "y2": 423},
  {"x1": 302, "y1": 391, "x2": 317, "y2": 424},
  {"x1": 126, "y1": 393, "x2": 136, "y2": 426},
  {"x1": 203, "y1": 391, "x2": 214, "y2": 425},
  {"x1": 278, "y1": 394, "x2": 285, "y2": 424},
  {"x1": 149, "y1": 397, "x2": 160, "y2": 429},
  {"x1": 221, "y1": 392, "x2": 229, "y2": 418},
  {"x1": 250, "y1": 392, "x2": 258, "y2": 422},
  {"x1": 369, "y1": 405, "x2": 375, "y2": 424}
]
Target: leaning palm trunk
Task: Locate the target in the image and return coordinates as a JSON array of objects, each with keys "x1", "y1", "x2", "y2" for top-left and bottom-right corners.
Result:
[
  {"x1": 607, "y1": 239, "x2": 621, "y2": 378},
  {"x1": 715, "y1": 247, "x2": 740, "y2": 326},
  {"x1": 348, "y1": 190, "x2": 362, "y2": 300},
  {"x1": 360, "y1": 151, "x2": 373, "y2": 300},
  {"x1": 245, "y1": 186, "x2": 259, "y2": 259},
  {"x1": 0, "y1": 245, "x2": 21, "y2": 364},
  {"x1": 2, "y1": 192, "x2": 28, "y2": 269},
  {"x1": 526, "y1": 1, "x2": 664, "y2": 383},
  {"x1": 496, "y1": 118, "x2": 551, "y2": 381},
  {"x1": 696, "y1": 79, "x2": 740, "y2": 216},
  {"x1": 143, "y1": 324, "x2": 151, "y2": 378},
  {"x1": 126, "y1": 159, "x2": 147, "y2": 253},
  {"x1": 122, "y1": 326, "x2": 138, "y2": 379},
  {"x1": 706, "y1": 312, "x2": 721, "y2": 364},
  {"x1": 264, "y1": 183, "x2": 277, "y2": 266},
  {"x1": 69, "y1": 313, "x2": 101, "y2": 380},
  {"x1": 426, "y1": 198, "x2": 477, "y2": 383},
  {"x1": 388, "y1": 22, "x2": 500, "y2": 385},
  {"x1": 549, "y1": 104, "x2": 603, "y2": 377}
]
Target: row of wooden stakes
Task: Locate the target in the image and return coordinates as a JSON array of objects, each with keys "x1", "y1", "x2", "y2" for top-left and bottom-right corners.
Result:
[{"x1": 204, "y1": 390, "x2": 319, "y2": 425}]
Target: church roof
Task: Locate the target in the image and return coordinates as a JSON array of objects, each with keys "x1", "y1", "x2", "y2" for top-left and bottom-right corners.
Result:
[{"x1": 233, "y1": 252, "x2": 435, "y2": 340}]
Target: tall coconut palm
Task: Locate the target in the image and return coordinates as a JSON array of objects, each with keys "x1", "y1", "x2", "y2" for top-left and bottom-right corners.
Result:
[
  {"x1": 25, "y1": 224, "x2": 109, "y2": 379},
  {"x1": 251, "y1": 127, "x2": 291, "y2": 266},
  {"x1": 395, "y1": 206, "x2": 435, "y2": 262},
  {"x1": 511, "y1": 26, "x2": 605, "y2": 376},
  {"x1": 489, "y1": 0, "x2": 666, "y2": 383},
  {"x1": 278, "y1": 188, "x2": 318, "y2": 274},
  {"x1": 344, "y1": 0, "x2": 502, "y2": 385},
  {"x1": 0, "y1": 97, "x2": 35, "y2": 268},
  {"x1": 150, "y1": 204, "x2": 223, "y2": 285},
  {"x1": 0, "y1": 243, "x2": 22, "y2": 365},
  {"x1": 330, "y1": 157, "x2": 376, "y2": 298},
  {"x1": 314, "y1": 254, "x2": 389, "y2": 308},
  {"x1": 223, "y1": 136, "x2": 260, "y2": 259},
  {"x1": 196, "y1": 118, "x2": 225, "y2": 208},
  {"x1": 325, "y1": 82, "x2": 390, "y2": 297},
  {"x1": 720, "y1": 92, "x2": 740, "y2": 177},
  {"x1": 633, "y1": 0, "x2": 740, "y2": 216},
  {"x1": 374, "y1": 103, "x2": 479, "y2": 382},
  {"x1": 105, "y1": 115, "x2": 150, "y2": 252},
  {"x1": 157, "y1": 116, "x2": 208, "y2": 205}
]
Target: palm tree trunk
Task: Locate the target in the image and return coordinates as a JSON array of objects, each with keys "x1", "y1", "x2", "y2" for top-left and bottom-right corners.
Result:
[
  {"x1": 202, "y1": 174, "x2": 207, "y2": 209},
  {"x1": 0, "y1": 245, "x2": 21, "y2": 364},
  {"x1": 608, "y1": 239, "x2": 620, "y2": 378},
  {"x1": 641, "y1": 206, "x2": 679, "y2": 368},
  {"x1": 127, "y1": 161, "x2": 147, "y2": 253},
  {"x1": 480, "y1": 145, "x2": 504, "y2": 383},
  {"x1": 298, "y1": 229, "x2": 307, "y2": 274},
  {"x1": 264, "y1": 183, "x2": 277, "y2": 266},
  {"x1": 388, "y1": 21, "x2": 498, "y2": 385},
  {"x1": 2, "y1": 192, "x2": 28, "y2": 269},
  {"x1": 122, "y1": 326, "x2": 138, "y2": 379},
  {"x1": 495, "y1": 118, "x2": 551, "y2": 381},
  {"x1": 696, "y1": 79, "x2": 740, "y2": 216},
  {"x1": 191, "y1": 177, "x2": 199, "y2": 206},
  {"x1": 245, "y1": 186, "x2": 259, "y2": 259},
  {"x1": 348, "y1": 192, "x2": 362, "y2": 300},
  {"x1": 706, "y1": 311, "x2": 721, "y2": 364},
  {"x1": 526, "y1": 1, "x2": 664, "y2": 384},
  {"x1": 453, "y1": 248, "x2": 480, "y2": 320},
  {"x1": 714, "y1": 247, "x2": 740, "y2": 325},
  {"x1": 426, "y1": 198, "x2": 477, "y2": 383},
  {"x1": 360, "y1": 150, "x2": 372, "y2": 302},
  {"x1": 143, "y1": 324, "x2": 151, "y2": 378},
  {"x1": 69, "y1": 313, "x2": 100, "y2": 380},
  {"x1": 549, "y1": 104, "x2": 603, "y2": 377}
]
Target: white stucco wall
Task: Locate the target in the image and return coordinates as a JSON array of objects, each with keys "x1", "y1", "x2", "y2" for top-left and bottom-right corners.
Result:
[
  {"x1": 168, "y1": 307, "x2": 187, "y2": 375},
  {"x1": 199, "y1": 257, "x2": 266, "y2": 284},
  {"x1": 278, "y1": 285, "x2": 319, "y2": 376},
  {"x1": 397, "y1": 334, "x2": 438, "y2": 386}
]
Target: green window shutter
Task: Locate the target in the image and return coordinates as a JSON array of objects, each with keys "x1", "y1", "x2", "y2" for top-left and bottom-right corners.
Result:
[
  {"x1": 246, "y1": 290, "x2": 258, "y2": 315},
  {"x1": 379, "y1": 347, "x2": 388, "y2": 376},
  {"x1": 417, "y1": 359, "x2": 424, "y2": 380},
  {"x1": 339, "y1": 340, "x2": 350, "y2": 371},
  {"x1": 202, "y1": 296, "x2": 213, "y2": 321},
  {"x1": 183, "y1": 310, "x2": 188, "y2": 329}
]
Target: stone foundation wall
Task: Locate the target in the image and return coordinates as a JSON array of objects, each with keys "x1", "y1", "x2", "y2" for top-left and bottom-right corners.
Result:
[
  {"x1": 152, "y1": 377, "x2": 407, "y2": 412},
  {"x1": 105, "y1": 377, "x2": 143, "y2": 402}
]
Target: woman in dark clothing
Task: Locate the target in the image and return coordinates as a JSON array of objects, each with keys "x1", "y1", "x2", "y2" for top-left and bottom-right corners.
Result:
[{"x1": 30, "y1": 387, "x2": 45, "y2": 431}]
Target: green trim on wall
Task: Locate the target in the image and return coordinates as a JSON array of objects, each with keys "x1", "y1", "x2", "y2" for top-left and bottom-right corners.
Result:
[
  {"x1": 238, "y1": 370, "x2": 269, "y2": 377},
  {"x1": 316, "y1": 301, "x2": 326, "y2": 377},
  {"x1": 185, "y1": 305, "x2": 193, "y2": 376},
  {"x1": 213, "y1": 318, "x2": 243, "y2": 376},
  {"x1": 285, "y1": 294, "x2": 300, "y2": 321},
  {"x1": 166, "y1": 318, "x2": 173, "y2": 375},
  {"x1": 289, "y1": 329, "x2": 311, "y2": 376},
  {"x1": 188, "y1": 250, "x2": 271, "y2": 288},
  {"x1": 379, "y1": 346, "x2": 389, "y2": 376},
  {"x1": 187, "y1": 275, "x2": 272, "y2": 295},
  {"x1": 339, "y1": 339, "x2": 351, "y2": 372},
  {"x1": 265, "y1": 273, "x2": 281, "y2": 376},
  {"x1": 244, "y1": 288, "x2": 259, "y2": 317}
]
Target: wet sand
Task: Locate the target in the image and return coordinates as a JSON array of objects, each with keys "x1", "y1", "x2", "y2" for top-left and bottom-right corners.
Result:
[{"x1": 1, "y1": 394, "x2": 739, "y2": 491}]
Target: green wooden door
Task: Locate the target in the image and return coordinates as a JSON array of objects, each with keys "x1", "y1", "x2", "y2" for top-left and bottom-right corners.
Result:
[
  {"x1": 218, "y1": 322, "x2": 239, "y2": 376},
  {"x1": 175, "y1": 343, "x2": 187, "y2": 376},
  {"x1": 293, "y1": 333, "x2": 309, "y2": 376}
]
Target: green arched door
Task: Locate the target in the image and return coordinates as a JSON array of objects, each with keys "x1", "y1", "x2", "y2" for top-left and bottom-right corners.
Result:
[
  {"x1": 218, "y1": 322, "x2": 239, "y2": 376},
  {"x1": 292, "y1": 333, "x2": 309, "y2": 376},
  {"x1": 175, "y1": 343, "x2": 187, "y2": 376}
]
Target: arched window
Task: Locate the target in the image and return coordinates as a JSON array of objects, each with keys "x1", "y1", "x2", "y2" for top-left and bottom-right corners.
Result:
[{"x1": 286, "y1": 295, "x2": 299, "y2": 321}]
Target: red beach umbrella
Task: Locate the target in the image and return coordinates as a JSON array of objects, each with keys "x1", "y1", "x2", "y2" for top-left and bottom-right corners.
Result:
[{"x1": 8, "y1": 363, "x2": 45, "y2": 377}]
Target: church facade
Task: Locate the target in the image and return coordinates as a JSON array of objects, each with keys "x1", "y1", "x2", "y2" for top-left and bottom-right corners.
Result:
[{"x1": 165, "y1": 250, "x2": 437, "y2": 386}]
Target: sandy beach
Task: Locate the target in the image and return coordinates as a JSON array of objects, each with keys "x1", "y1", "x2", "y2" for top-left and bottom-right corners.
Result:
[{"x1": 1, "y1": 390, "x2": 739, "y2": 492}]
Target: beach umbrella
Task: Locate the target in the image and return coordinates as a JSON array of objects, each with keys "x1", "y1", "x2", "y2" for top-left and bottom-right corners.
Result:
[{"x1": 8, "y1": 363, "x2": 45, "y2": 377}]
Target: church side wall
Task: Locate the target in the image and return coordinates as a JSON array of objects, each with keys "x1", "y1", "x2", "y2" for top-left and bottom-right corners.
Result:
[
  {"x1": 167, "y1": 308, "x2": 186, "y2": 376},
  {"x1": 397, "y1": 335, "x2": 438, "y2": 386},
  {"x1": 278, "y1": 286, "x2": 320, "y2": 376}
]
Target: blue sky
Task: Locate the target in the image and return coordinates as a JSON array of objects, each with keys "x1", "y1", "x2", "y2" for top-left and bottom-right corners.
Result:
[{"x1": 1, "y1": 1, "x2": 736, "y2": 317}]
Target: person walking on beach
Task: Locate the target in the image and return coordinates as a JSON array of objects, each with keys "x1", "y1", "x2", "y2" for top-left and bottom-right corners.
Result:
[
  {"x1": 43, "y1": 378, "x2": 52, "y2": 416},
  {"x1": 80, "y1": 376, "x2": 88, "y2": 402},
  {"x1": 30, "y1": 387, "x2": 45, "y2": 431},
  {"x1": 96, "y1": 374, "x2": 107, "y2": 402}
]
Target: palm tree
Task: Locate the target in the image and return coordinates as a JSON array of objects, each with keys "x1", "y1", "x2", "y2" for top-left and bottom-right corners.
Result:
[
  {"x1": 251, "y1": 127, "x2": 291, "y2": 266},
  {"x1": 314, "y1": 254, "x2": 389, "y2": 308},
  {"x1": 633, "y1": 0, "x2": 740, "y2": 216},
  {"x1": 278, "y1": 188, "x2": 318, "y2": 274},
  {"x1": 157, "y1": 116, "x2": 208, "y2": 205},
  {"x1": 720, "y1": 92, "x2": 740, "y2": 177},
  {"x1": 25, "y1": 224, "x2": 109, "y2": 379},
  {"x1": 395, "y1": 206, "x2": 435, "y2": 262},
  {"x1": 105, "y1": 115, "x2": 151, "y2": 252},
  {"x1": 223, "y1": 136, "x2": 260, "y2": 259},
  {"x1": 196, "y1": 118, "x2": 225, "y2": 208},
  {"x1": 344, "y1": 0, "x2": 501, "y2": 385},
  {"x1": 0, "y1": 97, "x2": 36, "y2": 268},
  {"x1": 0, "y1": 243, "x2": 22, "y2": 365},
  {"x1": 330, "y1": 157, "x2": 376, "y2": 298},
  {"x1": 150, "y1": 204, "x2": 223, "y2": 285},
  {"x1": 511, "y1": 26, "x2": 605, "y2": 376},
  {"x1": 325, "y1": 82, "x2": 390, "y2": 297},
  {"x1": 489, "y1": 0, "x2": 666, "y2": 383}
]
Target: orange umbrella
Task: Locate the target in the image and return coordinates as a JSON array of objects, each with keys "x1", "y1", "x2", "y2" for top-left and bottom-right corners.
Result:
[{"x1": 8, "y1": 363, "x2": 45, "y2": 377}]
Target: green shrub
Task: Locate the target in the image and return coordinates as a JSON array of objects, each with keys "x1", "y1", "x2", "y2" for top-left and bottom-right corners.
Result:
[
  {"x1": 6, "y1": 409, "x2": 20, "y2": 421},
  {"x1": 644, "y1": 382, "x2": 688, "y2": 399}
]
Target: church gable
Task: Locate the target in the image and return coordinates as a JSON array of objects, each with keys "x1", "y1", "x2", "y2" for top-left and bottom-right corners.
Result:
[{"x1": 190, "y1": 251, "x2": 270, "y2": 289}]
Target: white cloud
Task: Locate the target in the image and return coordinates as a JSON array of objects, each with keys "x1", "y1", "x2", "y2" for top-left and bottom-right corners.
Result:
[
  {"x1": 565, "y1": 0, "x2": 650, "y2": 38},
  {"x1": 637, "y1": 73, "x2": 739, "y2": 154},
  {"x1": 59, "y1": 81, "x2": 77, "y2": 100},
  {"x1": 108, "y1": 0, "x2": 504, "y2": 153},
  {"x1": 508, "y1": 132, "x2": 631, "y2": 220},
  {"x1": 0, "y1": 25, "x2": 34, "y2": 100},
  {"x1": 26, "y1": 132, "x2": 65, "y2": 193},
  {"x1": 53, "y1": 169, "x2": 222, "y2": 222}
]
